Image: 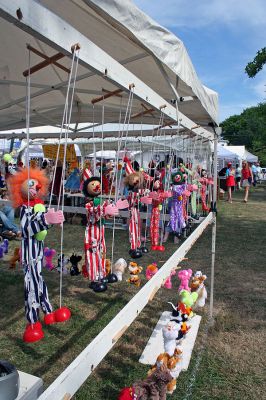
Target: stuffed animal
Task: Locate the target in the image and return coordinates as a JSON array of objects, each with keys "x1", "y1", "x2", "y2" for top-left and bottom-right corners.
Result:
[
  {"x1": 148, "y1": 349, "x2": 182, "y2": 394},
  {"x1": 168, "y1": 302, "x2": 191, "y2": 337},
  {"x1": 128, "y1": 262, "x2": 143, "y2": 287},
  {"x1": 127, "y1": 275, "x2": 141, "y2": 287},
  {"x1": 164, "y1": 269, "x2": 176, "y2": 289},
  {"x1": 178, "y1": 289, "x2": 198, "y2": 318},
  {"x1": 146, "y1": 263, "x2": 158, "y2": 280},
  {"x1": 190, "y1": 271, "x2": 207, "y2": 308},
  {"x1": 162, "y1": 321, "x2": 183, "y2": 356},
  {"x1": 44, "y1": 247, "x2": 57, "y2": 271},
  {"x1": 9, "y1": 247, "x2": 20, "y2": 269},
  {"x1": 119, "y1": 365, "x2": 173, "y2": 400},
  {"x1": 113, "y1": 258, "x2": 127, "y2": 281},
  {"x1": 69, "y1": 253, "x2": 82, "y2": 276},
  {"x1": 178, "y1": 268, "x2": 193, "y2": 292},
  {"x1": 128, "y1": 262, "x2": 143, "y2": 275},
  {"x1": 57, "y1": 254, "x2": 70, "y2": 275}
]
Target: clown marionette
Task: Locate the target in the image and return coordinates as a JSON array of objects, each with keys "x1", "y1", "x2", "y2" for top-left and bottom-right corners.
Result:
[
  {"x1": 199, "y1": 169, "x2": 213, "y2": 215},
  {"x1": 142, "y1": 179, "x2": 171, "y2": 252},
  {"x1": 123, "y1": 157, "x2": 147, "y2": 258},
  {"x1": 82, "y1": 170, "x2": 119, "y2": 292},
  {"x1": 169, "y1": 170, "x2": 187, "y2": 240},
  {"x1": 179, "y1": 163, "x2": 199, "y2": 219},
  {"x1": 8, "y1": 168, "x2": 69, "y2": 343}
]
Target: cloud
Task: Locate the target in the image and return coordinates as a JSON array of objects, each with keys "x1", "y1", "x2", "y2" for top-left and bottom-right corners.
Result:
[{"x1": 134, "y1": 0, "x2": 266, "y2": 30}]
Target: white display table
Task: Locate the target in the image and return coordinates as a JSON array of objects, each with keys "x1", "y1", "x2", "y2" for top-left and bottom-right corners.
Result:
[{"x1": 16, "y1": 371, "x2": 43, "y2": 400}]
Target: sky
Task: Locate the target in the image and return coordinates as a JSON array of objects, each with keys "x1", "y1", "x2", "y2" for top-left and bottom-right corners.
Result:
[{"x1": 134, "y1": 0, "x2": 266, "y2": 122}]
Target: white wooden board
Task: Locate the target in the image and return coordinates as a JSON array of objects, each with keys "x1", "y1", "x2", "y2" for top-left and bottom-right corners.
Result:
[
  {"x1": 139, "y1": 311, "x2": 201, "y2": 370},
  {"x1": 16, "y1": 371, "x2": 43, "y2": 400}
]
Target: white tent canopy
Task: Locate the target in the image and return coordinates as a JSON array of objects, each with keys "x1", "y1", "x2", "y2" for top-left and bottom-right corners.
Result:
[
  {"x1": 245, "y1": 150, "x2": 258, "y2": 163},
  {"x1": 0, "y1": 0, "x2": 218, "y2": 136},
  {"x1": 217, "y1": 144, "x2": 239, "y2": 161},
  {"x1": 225, "y1": 145, "x2": 258, "y2": 163}
]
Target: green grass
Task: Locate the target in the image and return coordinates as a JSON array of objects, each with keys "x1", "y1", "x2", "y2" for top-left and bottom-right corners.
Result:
[{"x1": 0, "y1": 186, "x2": 265, "y2": 399}]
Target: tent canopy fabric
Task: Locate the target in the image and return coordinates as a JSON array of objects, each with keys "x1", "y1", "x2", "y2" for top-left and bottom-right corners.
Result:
[
  {"x1": 42, "y1": 0, "x2": 218, "y2": 125},
  {"x1": 244, "y1": 150, "x2": 258, "y2": 163},
  {"x1": 220, "y1": 145, "x2": 258, "y2": 163},
  {"x1": 0, "y1": 0, "x2": 218, "y2": 133},
  {"x1": 217, "y1": 144, "x2": 239, "y2": 161}
]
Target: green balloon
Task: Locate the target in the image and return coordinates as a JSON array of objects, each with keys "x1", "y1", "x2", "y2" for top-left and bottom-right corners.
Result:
[{"x1": 34, "y1": 204, "x2": 47, "y2": 241}]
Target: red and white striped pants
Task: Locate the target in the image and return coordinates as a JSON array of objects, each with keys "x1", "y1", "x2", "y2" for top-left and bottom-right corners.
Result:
[
  {"x1": 150, "y1": 206, "x2": 160, "y2": 246},
  {"x1": 84, "y1": 223, "x2": 106, "y2": 281},
  {"x1": 129, "y1": 207, "x2": 141, "y2": 250}
]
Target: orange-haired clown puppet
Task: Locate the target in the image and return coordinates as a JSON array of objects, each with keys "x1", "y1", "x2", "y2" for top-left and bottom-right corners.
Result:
[{"x1": 8, "y1": 168, "x2": 68, "y2": 343}]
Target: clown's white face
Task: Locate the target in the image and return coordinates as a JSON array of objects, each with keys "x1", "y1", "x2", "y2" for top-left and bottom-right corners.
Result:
[
  {"x1": 21, "y1": 179, "x2": 42, "y2": 199},
  {"x1": 86, "y1": 179, "x2": 101, "y2": 196},
  {"x1": 173, "y1": 174, "x2": 182, "y2": 184}
]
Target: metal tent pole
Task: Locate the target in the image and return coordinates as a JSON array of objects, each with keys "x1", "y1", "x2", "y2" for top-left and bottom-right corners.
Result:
[{"x1": 210, "y1": 129, "x2": 218, "y2": 319}]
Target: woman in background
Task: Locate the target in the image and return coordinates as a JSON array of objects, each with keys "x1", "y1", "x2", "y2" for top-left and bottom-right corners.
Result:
[
  {"x1": 241, "y1": 161, "x2": 253, "y2": 203},
  {"x1": 225, "y1": 162, "x2": 235, "y2": 203}
]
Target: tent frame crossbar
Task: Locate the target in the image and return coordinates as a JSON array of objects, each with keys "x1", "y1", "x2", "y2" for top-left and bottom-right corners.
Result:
[{"x1": 23, "y1": 44, "x2": 71, "y2": 77}]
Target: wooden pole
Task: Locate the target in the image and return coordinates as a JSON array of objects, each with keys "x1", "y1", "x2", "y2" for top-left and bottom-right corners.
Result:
[{"x1": 91, "y1": 88, "x2": 123, "y2": 104}]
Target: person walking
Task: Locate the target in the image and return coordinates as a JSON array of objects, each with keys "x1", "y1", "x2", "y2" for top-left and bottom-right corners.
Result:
[
  {"x1": 251, "y1": 163, "x2": 257, "y2": 186},
  {"x1": 225, "y1": 162, "x2": 235, "y2": 203},
  {"x1": 256, "y1": 162, "x2": 262, "y2": 183},
  {"x1": 241, "y1": 161, "x2": 253, "y2": 203},
  {"x1": 235, "y1": 163, "x2": 241, "y2": 190}
]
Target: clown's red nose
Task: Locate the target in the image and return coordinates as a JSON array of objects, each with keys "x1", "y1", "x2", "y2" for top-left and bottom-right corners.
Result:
[{"x1": 36, "y1": 184, "x2": 42, "y2": 191}]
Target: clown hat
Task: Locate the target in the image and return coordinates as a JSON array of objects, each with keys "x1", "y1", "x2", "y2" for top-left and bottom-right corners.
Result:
[{"x1": 123, "y1": 157, "x2": 135, "y2": 176}]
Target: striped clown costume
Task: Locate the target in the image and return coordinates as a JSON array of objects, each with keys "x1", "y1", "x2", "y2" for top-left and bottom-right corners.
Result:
[
  {"x1": 20, "y1": 203, "x2": 53, "y2": 324},
  {"x1": 84, "y1": 199, "x2": 107, "y2": 281},
  {"x1": 128, "y1": 191, "x2": 141, "y2": 251}
]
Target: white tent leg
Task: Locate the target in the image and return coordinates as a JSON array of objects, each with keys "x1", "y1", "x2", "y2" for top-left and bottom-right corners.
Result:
[
  {"x1": 210, "y1": 129, "x2": 218, "y2": 319},
  {"x1": 210, "y1": 217, "x2": 216, "y2": 319}
]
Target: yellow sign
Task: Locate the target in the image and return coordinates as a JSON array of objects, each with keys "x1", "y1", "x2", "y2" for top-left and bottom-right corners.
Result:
[{"x1": 42, "y1": 144, "x2": 77, "y2": 162}]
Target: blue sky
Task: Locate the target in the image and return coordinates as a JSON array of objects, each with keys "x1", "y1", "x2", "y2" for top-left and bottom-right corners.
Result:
[{"x1": 134, "y1": 0, "x2": 266, "y2": 122}]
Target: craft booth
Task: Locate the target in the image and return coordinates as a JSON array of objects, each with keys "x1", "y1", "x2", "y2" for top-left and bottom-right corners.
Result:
[{"x1": 0, "y1": 1, "x2": 219, "y2": 399}]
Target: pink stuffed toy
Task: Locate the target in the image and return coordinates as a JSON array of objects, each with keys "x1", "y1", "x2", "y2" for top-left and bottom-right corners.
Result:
[
  {"x1": 44, "y1": 247, "x2": 57, "y2": 271},
  {"x1": 178, "y1": 269, "x2": 192, "y2": 292},
  {"x1": 146, "y1": 263, "x2": 158, "y2": 280},
  {"x1": 164, "y1": 269, "x2": 177, "y2": 289}
]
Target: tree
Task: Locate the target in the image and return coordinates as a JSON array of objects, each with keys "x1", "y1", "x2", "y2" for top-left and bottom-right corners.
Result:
[
  {"x1": 245, "y1": 47, "x2": 266, "y2": 78},
  {"x1": 221, "y1": 102, "x2": 266, "y2": 164}
]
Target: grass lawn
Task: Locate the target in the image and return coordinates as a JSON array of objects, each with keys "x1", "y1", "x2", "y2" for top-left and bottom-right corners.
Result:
[{"x1": 0, "y1": 185, "x2": 265, "y2": 399}]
